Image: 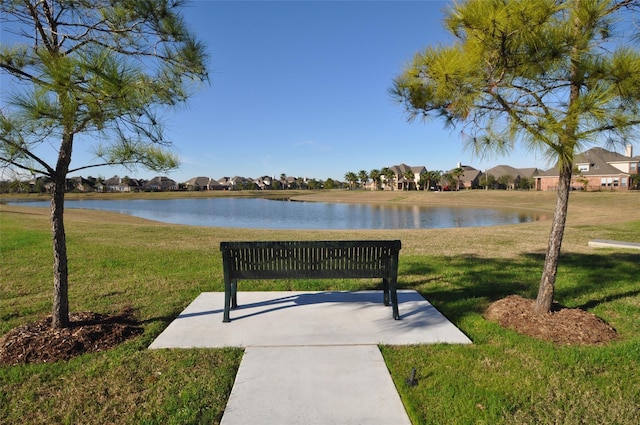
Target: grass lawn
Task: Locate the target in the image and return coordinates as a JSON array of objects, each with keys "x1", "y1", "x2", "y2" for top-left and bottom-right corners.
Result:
[{"x1": 1, "y1": 190, "x2": 639, "y2": 424}]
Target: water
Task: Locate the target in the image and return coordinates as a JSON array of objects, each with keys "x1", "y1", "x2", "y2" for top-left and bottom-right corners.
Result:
[{"x1": 7, "y1": 197, "x2": 544, "y2": 230}]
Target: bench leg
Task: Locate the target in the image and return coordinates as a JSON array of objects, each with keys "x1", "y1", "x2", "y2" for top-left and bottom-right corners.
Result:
[
  {"x1": 391, "y1": 286, "x2": 400, "y2": 320},
  {"x1": 223, "y1": 279, "x2": 238, "y2": 323},
  {"x1": 383, "y1": 277, "x2": 400, "y2": 319},
  {"x1": 383, "y1": 277, "x2": 401, "y2": 320},
  {"x1": 382, "y1": 278, "x2": 390, "y2": 306},
  {"x1": 223, "y1": 280, "x2": 231, "y2": 323},
  {"x1": 231, "y1": 279, "x2": 238, "y2": 309}
]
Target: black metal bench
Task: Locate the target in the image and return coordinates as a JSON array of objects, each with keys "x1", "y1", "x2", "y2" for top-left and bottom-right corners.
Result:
[{"x1": 220, "y1": 240, "x2": 402, "y2": 322}]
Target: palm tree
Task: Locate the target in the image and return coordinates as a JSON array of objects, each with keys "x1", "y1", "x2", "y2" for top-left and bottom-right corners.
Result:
[
  {"x1": 369, "y1": 169, "x2": 381, "y2": 190},
  {"x1": 344, "y1": 171, "x2": 358, "y2": 190},
  {"x1": 442, "y1": 172, "x2": 455, "y2": 191},
  {"x1": 424, "y1": 170, "x2": 443, "y2": 191},
  {"x1": 402, "y1": 169, "x2": 415, "y2": 190},
  {"x1": 451, "y1": 167, "x2": 464, "y2": 191},
  {"x1": 358, "y1": 170, "x2": 369, "y2": 190},
  {"x1": 381, "y1": 167, "x2": 396, "y2": 190}
]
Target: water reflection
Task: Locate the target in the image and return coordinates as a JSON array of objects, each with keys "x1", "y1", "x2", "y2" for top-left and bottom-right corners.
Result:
[{"x1": 8, "y1": 197, "x2": 545, "y2": 230}]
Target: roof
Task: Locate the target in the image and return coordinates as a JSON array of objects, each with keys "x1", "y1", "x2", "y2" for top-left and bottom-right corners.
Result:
[
  {"x1": 185, "y1": 177, "x2": 223, "y2": 188},
  {"x1": 538, "y1": 147, "x2": 639, "y2": 176},
  {"x1": 576, "y1": 147, "x2": 639, "y2": 165},
  {"x1": 486, "y1": 165, "x2": 539, "y2": 179},
  {"x1": 461, "y1": 168, "x2": 481, "y2": 182},
  {"x1": 389, "y1": 163, "x2": 427, "y2": 175},
  {"x1": 147, "y1": 176, "x2": 176, "y2": 185}
]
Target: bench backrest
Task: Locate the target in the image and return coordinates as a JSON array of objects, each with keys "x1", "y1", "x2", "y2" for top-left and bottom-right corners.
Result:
[{"x1": 220, "y1": 240, "x2": 401, "y2": 280}]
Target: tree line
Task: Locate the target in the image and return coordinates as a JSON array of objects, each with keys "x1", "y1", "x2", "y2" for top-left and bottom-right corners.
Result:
[{"x1": 344, "y1": 168, "x2": 535, "y2": 191}]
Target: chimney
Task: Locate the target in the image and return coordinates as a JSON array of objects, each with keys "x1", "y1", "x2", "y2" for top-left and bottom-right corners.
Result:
[{"x1": 625, "y1": 144, "x2": 633, "y2": 158}]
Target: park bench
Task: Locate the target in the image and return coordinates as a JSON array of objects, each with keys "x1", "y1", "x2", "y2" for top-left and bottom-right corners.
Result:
[{"x1": 220, "y1": 240, "x2": 402, "y2": 322}]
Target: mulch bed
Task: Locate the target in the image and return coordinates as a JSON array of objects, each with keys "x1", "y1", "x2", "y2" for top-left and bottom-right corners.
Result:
[
  {"x1": 485, "y1": 295, "x2": 618, "y2": 345},
  {"x1": 0, "y1": 308, "x2": 143, "y2": 365}
]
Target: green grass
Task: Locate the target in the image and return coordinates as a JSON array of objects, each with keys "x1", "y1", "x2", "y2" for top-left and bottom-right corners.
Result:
[
  {"x1": 388, "y1": 252, "x2": 640, "y2": 424},
  {"x1": 1, "y1": 191, "x2": 640, "y2": 424}
]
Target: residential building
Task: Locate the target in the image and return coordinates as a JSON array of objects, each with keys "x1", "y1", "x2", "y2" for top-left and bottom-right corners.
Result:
[
  {"x1": 217, "y1": 176, "x2": 254, "y2": 190},
  {"x1": 484, "y1": 165, "x2": 539, "y2": 190},
  {"x1": 184, "y1": 176, "x2": 223, "y2": 191},
  {"x1": 385, "y1": 163, "x2": 427, "y2": 190},
  {"x1": 534, "y1": 146, "x2": 640, "y2": 191},
  {"x1": 144, "y1": 176, "x2": 177, "y2": 191},
  {"x1": 254, "y1": 176, "x2": 274, "y2": 190},
  {"x1": 445, "y1": 164, "x2": 482, "y2": 190},
  {"x1": 104, "y1": 175, "x2": 143, "y2": 192}
]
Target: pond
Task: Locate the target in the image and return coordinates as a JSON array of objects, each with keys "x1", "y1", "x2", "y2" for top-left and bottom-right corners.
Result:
[{"x1": 8, "y1": 197, "x2": 546, "y2": 230}]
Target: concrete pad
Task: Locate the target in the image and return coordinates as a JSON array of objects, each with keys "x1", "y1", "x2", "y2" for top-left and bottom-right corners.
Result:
[
  {"x1": 148, "y1": 290, "x2": 471, "y2": 348},
  {"x1": 589, "y1": 239, "x2": 640, "y2": 250},
  {"x1": 220, "y1": 345, "x2": 411, "y2": 425}
]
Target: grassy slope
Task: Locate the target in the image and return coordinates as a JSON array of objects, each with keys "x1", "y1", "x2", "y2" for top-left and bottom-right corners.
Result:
[{"x1": 1, "y1": 190, "x2": 639, "y2": 424}]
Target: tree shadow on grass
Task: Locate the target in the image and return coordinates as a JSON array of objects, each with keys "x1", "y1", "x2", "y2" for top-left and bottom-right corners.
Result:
[
  {"x1": 399, "y1": 251, "x2": 640, "y2": 324},
  {"x1": 544, "y1": 252, "x2": 640, "y2": 310}
]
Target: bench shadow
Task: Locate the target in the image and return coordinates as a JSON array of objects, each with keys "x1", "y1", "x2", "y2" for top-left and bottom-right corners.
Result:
[{"x1": 226, "y1": 291, "x2": 395, "y2": 321}]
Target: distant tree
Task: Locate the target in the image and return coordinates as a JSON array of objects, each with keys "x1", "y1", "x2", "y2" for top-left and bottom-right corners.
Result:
[
  {"x1": 344, "y1": 171, "x2": 358, "y2": 190},
  {"x1": 517, "y1": 176, "x2": 533, "y2": 190},
  {"x1": 381, "y1": 167, "x2": 396, "y2": 190},
  {"x1": 358, "y1": 170, "x2": 369, "y2": 189},
  {"x1": 402, "y1": 169, "x2": 415, "y2": 190},
  {"x1": 481, "y1": 173, "x2": 497, "y2": 190},
  {"x1": 442, "y1": 172, "x2": 456, "y2": 190},
  {"x1": 497, "y1": 174, "x2": 514, "y2": 190},
  {"x1": 451, "y1": 167, "x2": 464, "y2": 190},
  {"x1": 423, "y1": 170, "x2": 443, "y2": 190},
  {"x1": 0, "y1": 0, "x2": 208, "y2": 328},
  {"x1": 369, "y1": 169, "x2": 381, "y2": 190},
  {"x1": 306, "y1": 179, "x2": 321, "y2": 190},
  {"x1": 324, "y1": 178, "x2": 336, "y2": 189},
  {"x1": 238, "y1": 180, "x2": 257, "y2": 190},
  {"x1": 391, "y1": 0, "x2": 640, "y2": 313}
]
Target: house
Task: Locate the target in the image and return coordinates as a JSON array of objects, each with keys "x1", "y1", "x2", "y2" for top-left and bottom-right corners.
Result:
[
  {"x1": 103, "y1": 175, "x2": 143, "y2": 192},
  {"x1": 67, "y1": 176, "x2": 86, "y2": 192},
  {"x1": 184, "y1": 176, "x2": 223, "y2": 191},
  {"x1": 484, "y1": 165, "x2": 539, "y2": 190},
  {"x1": 385, "y1": 163, "x2": 427, "y2": 190},
  {"x1": 444, "y1": 164, "x2": 482, "y2": 190},
  {"x1": 254, "y1": 176, "x2": 274, "y2": 190},
  {"x1": 285, "y1": 176, "x2": 300, "y2": 189},
  {"x1": 534, "y1": 146, "x2": 640, "y2": 191},
  {"x1": 144, "y1": 176, "x2": 178, "y2": 191},
  {"x1": 217, "y1": 176, "x2": 254, "y2": 190}
]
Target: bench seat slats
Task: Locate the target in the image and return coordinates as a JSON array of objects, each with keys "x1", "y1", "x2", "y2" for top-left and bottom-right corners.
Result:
[{"x1": 220, "y1": 240, "x2": 401, "y2": 322}]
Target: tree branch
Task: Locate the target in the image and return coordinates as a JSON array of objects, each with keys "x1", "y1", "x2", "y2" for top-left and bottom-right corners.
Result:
[
  {"x1": 491, "y1": 91, "x2": 555, "y2": 146},
  {"x1": 0, "y1": 135, "x2": 55, "y2": 175},
  {"x1": 0, "y1": 155, "x2": 50, "y2": 176}
]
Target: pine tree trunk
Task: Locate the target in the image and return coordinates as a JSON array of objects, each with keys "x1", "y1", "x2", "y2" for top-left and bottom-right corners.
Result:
[
  {"x1": 534, "y1": 164, "x2": 572, "y2": 314},
  {"x1": 51, "y1": 133, "x2": 73, "y2": 329},
  {"x1": 50, "y1": 176, "x2": 69, "y2": 328}
]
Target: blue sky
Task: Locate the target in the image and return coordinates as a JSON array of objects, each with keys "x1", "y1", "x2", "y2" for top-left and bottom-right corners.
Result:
[
  {"x1": 4, "y1": 0, "x2": 553, "y2": 183},
  {"x1": 167, "y1": 0, "x2": 548, "y2": 183}
]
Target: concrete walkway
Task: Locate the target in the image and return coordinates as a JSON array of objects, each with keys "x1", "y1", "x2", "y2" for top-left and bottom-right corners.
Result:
[
  {"x1": 589, "y1": 239, "x2": 640, "y2": 250},
  {"x1": 149, "y1": 291, "x2": 471, "y2": 424}
]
